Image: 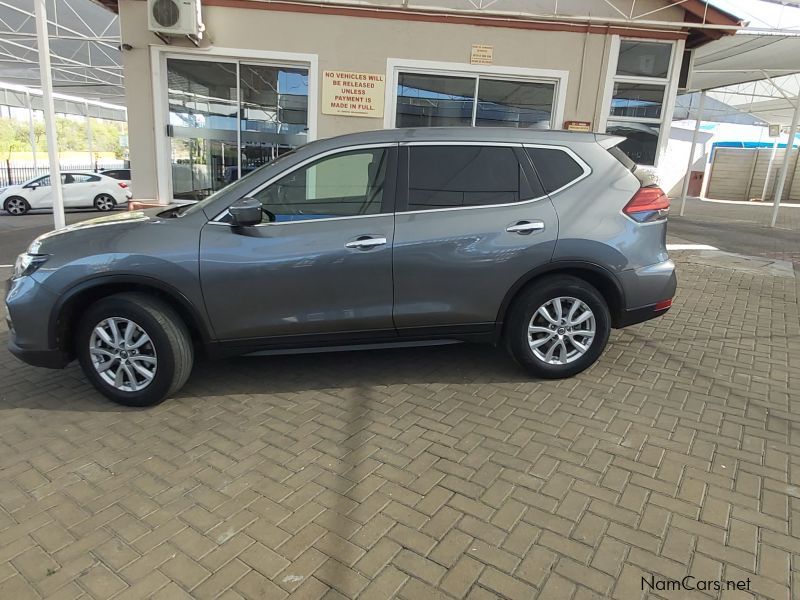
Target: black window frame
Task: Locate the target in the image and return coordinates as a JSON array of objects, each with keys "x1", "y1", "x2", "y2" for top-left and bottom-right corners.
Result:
[{"x1": 396, "y1": 144, "x2": 541, "y2": 213}]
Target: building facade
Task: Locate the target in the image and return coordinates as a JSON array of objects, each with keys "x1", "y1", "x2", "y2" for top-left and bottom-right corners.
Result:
[{"x1": 114, "y1": 0, "x2": 738, "y2": 203}]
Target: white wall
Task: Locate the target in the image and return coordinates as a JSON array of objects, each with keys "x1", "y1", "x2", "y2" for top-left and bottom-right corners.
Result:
[{"x1": 661, "y1": 121, "x2": 794, "y2": 197}]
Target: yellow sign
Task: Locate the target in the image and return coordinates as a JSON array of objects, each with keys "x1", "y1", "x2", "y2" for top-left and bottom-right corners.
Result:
[
  {"x1": 769, "y1": 124, "x2": 781, "y2": 137},
  {"x1": 322, "y1": 71, "x2": 385, "y2": 118},
  {"x1": 470, "y1": 44, "x2": 494, "y2": 65}
]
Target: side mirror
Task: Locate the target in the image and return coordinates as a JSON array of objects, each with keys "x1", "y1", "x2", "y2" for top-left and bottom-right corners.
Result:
[
  {"x1": 228, "y1": 197, "x2": 262, "y2": 227},
  {"x1": 27, "y1": 183, "x2": 38, "y2": 190}
]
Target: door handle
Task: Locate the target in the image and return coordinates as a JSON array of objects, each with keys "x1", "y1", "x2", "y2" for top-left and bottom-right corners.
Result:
[
  {"x1": 506, "y1": 220, "x2": 545, "y2": 234},
  {"x1": 345, "y1": 236, "x2": 387, "y2": 249}
]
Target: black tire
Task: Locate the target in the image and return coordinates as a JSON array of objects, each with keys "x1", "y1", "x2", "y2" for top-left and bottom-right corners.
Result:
[
  {"x1": 76, "y1": 293, "x2": 193, "y2": 407},
  {"x1": 4, "y1": 196, "x2": 30, "y2": 215},
  {"x1": 93, "y1": 194, "x2": 116, "y2": 211},
  {"x1": 505, "y1": 275, "x2": 611, "y2": 379}
]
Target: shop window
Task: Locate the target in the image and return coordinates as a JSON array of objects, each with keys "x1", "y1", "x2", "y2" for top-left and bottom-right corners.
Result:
[
  {"x1": 166, "y1": 57, "x2": 309, "y2": 200},
  {"x1": 605, "y1": 39, "x2": 674, "y2": 167},
  {"x1": 616, "y1": 41, "x2": 672, "y2": 78},
  {"x1": 610, "y1": 82, "x2": 665, "y2": 119},
  {"x1": 395, "y1": 72, "x2": 556, "y2": 129},
  {"x1": 476, "y1": 79, "x2": 554, "y2": 128}
]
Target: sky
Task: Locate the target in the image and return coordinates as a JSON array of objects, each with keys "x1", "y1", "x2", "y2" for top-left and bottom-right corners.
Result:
[{"x1": 710, "y1": 0, "x2": 800, "y2": 30}]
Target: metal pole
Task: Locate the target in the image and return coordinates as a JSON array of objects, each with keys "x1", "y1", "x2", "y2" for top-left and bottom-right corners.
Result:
[
  {"x1": 760, "y1": 136, "x2": 779, "y2": 202},
  {"x1": 25, "y1": 90, "x2": 38, "y2": 172},
  {"x1": 679, "y1": 91, "x2": 706, "y2": 217},
  {"x1": 34, "y1": 0, "x2": 65, "y2": 229},
  {"x1": 770, "y1": 99, "x2": 800, "y2": 228},
  {"x1": 85, "y1": 101, "x2": 94, "y2": 170}
]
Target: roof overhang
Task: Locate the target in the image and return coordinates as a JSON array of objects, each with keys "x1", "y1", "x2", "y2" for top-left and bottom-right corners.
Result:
[
  {"x1": 98, "y1": 0, "x2": 741, "y2": 45},
  {"x1": 690, "y1": 34, "x2": 800, "y2": 90}
]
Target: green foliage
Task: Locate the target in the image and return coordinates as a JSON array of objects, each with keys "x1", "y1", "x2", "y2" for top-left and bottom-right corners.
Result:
[{"x1": 0, "y1": 115, "x2": 127, "y2": 159}]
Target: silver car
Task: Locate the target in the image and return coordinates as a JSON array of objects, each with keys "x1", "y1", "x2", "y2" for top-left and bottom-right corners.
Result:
[{"x1": 6, "y1": 128, "x2": 676, "y2": 406}]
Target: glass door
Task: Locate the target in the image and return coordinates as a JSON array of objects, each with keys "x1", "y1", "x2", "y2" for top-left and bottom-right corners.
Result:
[{"x1": 166, "y1": 56, "x2": 309, "y2": 200}]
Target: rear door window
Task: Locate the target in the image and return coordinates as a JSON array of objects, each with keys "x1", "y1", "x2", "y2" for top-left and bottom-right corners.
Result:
[
  {"x1": 525, "y1": 147, "x2": 586, "y2": 195},
  {"x1": 405, "y1": 145, "x2": 540, "y2": 211}
]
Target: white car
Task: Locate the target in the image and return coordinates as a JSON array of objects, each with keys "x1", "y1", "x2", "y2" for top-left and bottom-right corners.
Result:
[{"x1": 0, "y1": 172, "x2": 133, "y2": 216}]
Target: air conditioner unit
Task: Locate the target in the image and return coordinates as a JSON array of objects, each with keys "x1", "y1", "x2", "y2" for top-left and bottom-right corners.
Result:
[{"x1": 148, "y1": 0, "x2": 204, "y2": 38}]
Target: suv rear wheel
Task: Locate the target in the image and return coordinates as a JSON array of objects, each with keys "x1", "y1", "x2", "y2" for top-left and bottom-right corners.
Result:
[
  {"x1": 506, "y1": 275, "x2": 611, "y2": 378},
  {"x1": 76, "y1": 293, "x2": 193, "y2": 406}
]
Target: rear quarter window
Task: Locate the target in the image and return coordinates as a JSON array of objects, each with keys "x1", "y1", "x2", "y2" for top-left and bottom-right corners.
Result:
[{"x1": 526, "y1": 147, "x2": 586, "y2": 195}]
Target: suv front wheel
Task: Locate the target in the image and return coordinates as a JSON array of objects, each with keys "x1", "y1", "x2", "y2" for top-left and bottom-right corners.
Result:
[
  {"x1": 506, "y1": 275, "x2": 611, "y2": 379},
  {"x1": 76, "y1": 293, "x2": 194, "y2": 406}
]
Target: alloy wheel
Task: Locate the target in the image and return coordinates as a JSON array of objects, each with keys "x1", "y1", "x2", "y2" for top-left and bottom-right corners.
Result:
[
  {"x1": 95, "y1": 195, "x2": 115, "y2": 211},
  {"x1": 89, "y1": 317, "x2": 157, "y2": 392},
  {"x1": 5, "y1": 197, "x2": 28, "y2": 215},
  {"x1": 528, "y1": 296, "x2": 596, "y2": 365}
]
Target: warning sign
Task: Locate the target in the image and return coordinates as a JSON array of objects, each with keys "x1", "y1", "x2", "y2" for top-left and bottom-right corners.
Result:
[
  {"x1": 470, "y1": 44, "x2": 494, "y2": 65},
  {"x1": 322, "y1": 71, "x2": 385, "y2": 118}
]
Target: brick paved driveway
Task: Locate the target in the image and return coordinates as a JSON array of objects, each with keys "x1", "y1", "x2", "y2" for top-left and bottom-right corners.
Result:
[{"x1": 0, "y1": 251, "x2": 798, "y2": 600}]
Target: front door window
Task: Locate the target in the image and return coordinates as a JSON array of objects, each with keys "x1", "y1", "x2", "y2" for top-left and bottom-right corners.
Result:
[{"x1": 250, "y1": 148, "x2": 389, "y2": 223}]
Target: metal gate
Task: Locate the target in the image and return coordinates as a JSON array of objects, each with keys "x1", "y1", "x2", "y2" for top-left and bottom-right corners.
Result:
[{"x1": 706, "y1": 147, "x2": 800, "y2": 202}]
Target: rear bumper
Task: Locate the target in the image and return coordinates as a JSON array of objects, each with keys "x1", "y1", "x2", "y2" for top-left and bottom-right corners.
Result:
[
  {"x1": 616, "y1": 302, "x2": 672, "y2": 327},
  {"x1": 615, "y1": 259, "x2": 677, "y2": 328}
]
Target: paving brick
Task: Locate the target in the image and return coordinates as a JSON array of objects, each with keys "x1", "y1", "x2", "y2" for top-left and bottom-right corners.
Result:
[
  {"x1": 440, "y1": 555, "x2": 483, "y2": 598},
  {"x1": 159, "y1": 551, "x2": 212, "y2": 591},
  {"x1": 516, "y1": 546, "x2": 558, "y2": 587},
  {"x1": 393, "y1": 549, "x2": 447, "y2": 585},
  {"x1": 77, "y1": 563, "x2": 128, "y2": 598},
  {"x1": 0, "y1": 251, "x2": 798, "y2": 599},
  {"x1": 478, "y1": 567, "x2": 537, "y2": 600},
  {"x1": 590, "y1": 536, "x2": 628, "y2": 577},
  {"x1": 539, "y1": 572, "x2": 577, "y2": 600}
]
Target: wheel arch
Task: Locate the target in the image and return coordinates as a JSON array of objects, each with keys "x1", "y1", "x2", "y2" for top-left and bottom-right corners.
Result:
[
  {"x1": 495, "y1": 261, "x2": 627, "y2": 337},
  {"x1": 50, "y1": 275, "x2": 212, "y2": 358}
]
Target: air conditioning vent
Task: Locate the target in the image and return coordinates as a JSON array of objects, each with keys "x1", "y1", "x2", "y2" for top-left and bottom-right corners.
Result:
[
  {"x1": 152, "y1": 0, "x2": 180, "y2": 28},
  {"x1": 147, "y1": 0, "x2": 204, "y2": 38}
]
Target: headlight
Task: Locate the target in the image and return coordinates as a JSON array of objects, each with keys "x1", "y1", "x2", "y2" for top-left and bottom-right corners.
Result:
[{"x1": 13, "y1": 252, "x2": 48, "y2": 278}]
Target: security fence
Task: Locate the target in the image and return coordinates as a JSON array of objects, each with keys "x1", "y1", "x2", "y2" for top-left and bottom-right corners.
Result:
[{"x1": 1, "y1": 159, "x2": 127, "y2": 188}]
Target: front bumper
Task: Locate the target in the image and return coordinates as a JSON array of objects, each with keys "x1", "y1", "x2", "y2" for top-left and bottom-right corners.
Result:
[
  {"x1": 5, "y1": 275, "x2": 70, "y2": 369},
  {"x1": 7, "y1": 334, "x2": 71, "y2": 368}
]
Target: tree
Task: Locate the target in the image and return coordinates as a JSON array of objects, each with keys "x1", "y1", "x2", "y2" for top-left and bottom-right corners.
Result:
[{"x1": 0, "y1": 114, "x2": 128, "y2": 160}]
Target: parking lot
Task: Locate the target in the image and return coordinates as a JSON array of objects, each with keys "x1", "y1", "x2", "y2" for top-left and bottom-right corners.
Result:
[{"x1": 1, "y1": 207, "x2": 799, "y2": 599}]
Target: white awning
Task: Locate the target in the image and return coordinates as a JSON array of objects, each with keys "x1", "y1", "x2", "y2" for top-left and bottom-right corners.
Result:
[
  {"x1": 690, "y1": 34, "x2": 800, "y2": 91},
  {"x1": 684, "y1": 32, "x2": 800, "y2": 125}
]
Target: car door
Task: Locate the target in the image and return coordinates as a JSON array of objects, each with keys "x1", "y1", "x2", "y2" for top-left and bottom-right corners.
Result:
[
  {"x1": 62, "y1": 173, "x2": 87, "y2": 207},
  {"x1": 199, "y1": 144, "x2": 398, "y2": 343},
  {"x1": 392, "y1": 142, "x2": 559, "y2": 333},
  {"x1": 24, "y1": 175, "x2": 54, "y2": 208}
]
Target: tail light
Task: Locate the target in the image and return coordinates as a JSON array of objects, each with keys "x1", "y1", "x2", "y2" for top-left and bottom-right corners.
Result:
[
  {"x1": 118, "y1": 182, "x2": 128, "y2": 189},
  {"x1": 623, "y1": 186, "x2": 669, "y2": 223}
]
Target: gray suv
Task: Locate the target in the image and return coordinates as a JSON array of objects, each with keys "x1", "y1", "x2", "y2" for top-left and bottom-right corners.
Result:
[{"x1": 6, "y1": 128, "x2": 676, "y2": 406}]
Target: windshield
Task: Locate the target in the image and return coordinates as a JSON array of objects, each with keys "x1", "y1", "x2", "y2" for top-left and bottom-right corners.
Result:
[{"x1": 179, "y1": 148, "x2": 299, "y2": 217}]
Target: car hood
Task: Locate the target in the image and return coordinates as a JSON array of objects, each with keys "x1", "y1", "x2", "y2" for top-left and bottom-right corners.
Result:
[
  {"x1": 0, "y1": 185, "x2": 21, "y2": 196},
  {"x1": 28, "y1": 208, "x2": 162, "y2": 253}
]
